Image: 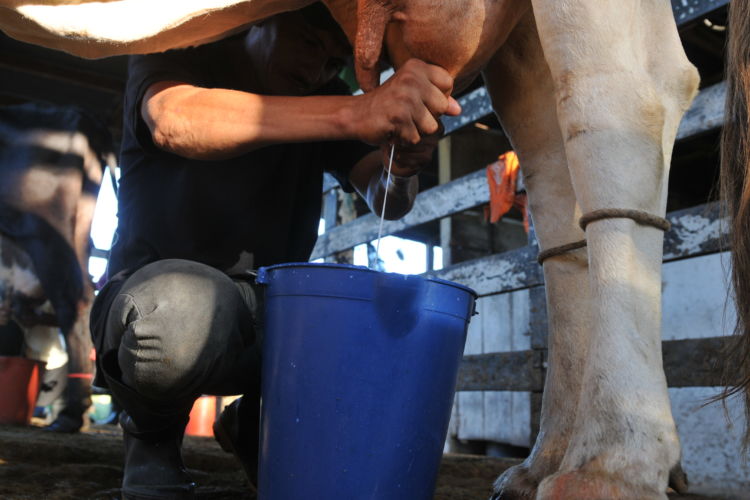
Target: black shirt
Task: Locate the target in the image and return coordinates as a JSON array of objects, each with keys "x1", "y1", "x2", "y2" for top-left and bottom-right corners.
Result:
[
  {"x1": 91, "y1": 34, "x2": 372, "y2": 386},
  {"x1": 108, "y1": 33, "x2": 371, "y2": 276}
]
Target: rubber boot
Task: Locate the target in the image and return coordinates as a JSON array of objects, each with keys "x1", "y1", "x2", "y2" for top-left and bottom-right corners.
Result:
[
  {"x1": 213, "y1": 395, "x2": 260, "y2": 491},
  {"x1": 47, "y1": 311, "x2": 94, "y2": 433},
  {"x1": 99, "y1": 351, "x2": 196, "y2": 500},
  {"x1": 44, "y1": 377, "x2": 91, "y2": 433},
  {"x1": 120, "y1": 412, "x2": 196, "y2": 500}
]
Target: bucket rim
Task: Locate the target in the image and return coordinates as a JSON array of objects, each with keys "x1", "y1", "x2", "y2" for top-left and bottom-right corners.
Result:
[{"x1": 257, "y1": 262, "x2": 477, "y2": 297}]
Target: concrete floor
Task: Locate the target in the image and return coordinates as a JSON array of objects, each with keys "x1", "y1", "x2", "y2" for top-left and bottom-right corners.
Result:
[{"x1": 0, "y1": 424, "x2": 732, "y2": 499}]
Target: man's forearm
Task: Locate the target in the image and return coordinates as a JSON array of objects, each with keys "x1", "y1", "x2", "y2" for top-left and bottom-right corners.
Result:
[
  {"x1": 141, "y1": 60, "x2": 460, "y2": 161},
  {"x1": 142, "y1": 82, "x2": 361, "y2": 160}
]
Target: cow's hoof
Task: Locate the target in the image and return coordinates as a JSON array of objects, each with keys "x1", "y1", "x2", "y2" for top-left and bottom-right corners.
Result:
[
  {"x1": 44, "y1": 415, "x2": 82, "y2": 433},
  {"x1": 537, "y1": 471, "x2": 667, "y2": 500},
  {"x1": 668, "y1": 463, "x2": 689, "y2": 494},
  {"x1": 489, "y1": 464, "x2": 538, "y2": 500}
]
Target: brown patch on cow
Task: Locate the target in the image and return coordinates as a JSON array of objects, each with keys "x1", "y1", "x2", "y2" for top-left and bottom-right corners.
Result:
[
  {"x1": 566, "y1": 126, "x2": 590, "y2": 143},
  {"x1": 638, "y1": 97, "x2": 667, "y2": 145},
  {"x1": 543, "y1": 471, "x2": 627, "y2": 499},
  {"x1": 556, "y1": 70, "x2": 576, "y2": 106}
]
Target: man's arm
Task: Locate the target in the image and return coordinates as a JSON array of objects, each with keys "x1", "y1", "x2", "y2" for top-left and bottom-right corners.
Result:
[{"x1": 141, "y1": 59, "x2": 460, "y2": 161}]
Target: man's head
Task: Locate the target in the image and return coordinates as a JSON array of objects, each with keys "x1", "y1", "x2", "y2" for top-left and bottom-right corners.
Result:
[{"x1": 245, "y1": 3, "x2": 352, "y2": 96}]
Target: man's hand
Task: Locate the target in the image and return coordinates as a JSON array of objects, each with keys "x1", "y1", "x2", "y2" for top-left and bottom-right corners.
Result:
[
  {"x1": 381, "y1": 124, "x2": 442, "y2": 177},
  {"x1": 351, "y1": 59, "x2": 461, "y2": 146}
]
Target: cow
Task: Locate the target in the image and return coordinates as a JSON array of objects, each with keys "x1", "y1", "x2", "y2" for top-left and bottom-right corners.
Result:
[
  {"x1": 0, "y1": 102, "x2": 114, "y2": 433},
  {"x1": 0, "y1": 0, "x2": 316, "y2": 58},
  {"x1": 308, "y1": 2, "x2": 700, "y2": 498},
  {"x1": 0, "y1": 0, "x2": 739, "y2": 498}
]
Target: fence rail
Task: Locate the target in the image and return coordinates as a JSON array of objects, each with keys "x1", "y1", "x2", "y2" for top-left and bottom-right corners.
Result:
[
  {"x1": 456, "y1": 336, "x2": 734, "y2": 392},
  {"x1": 448, "y1": 201, "x2": 726, "y2": 395},
  {"x1": 426, "y1": 202, "x2": 724, "y2": 297}
]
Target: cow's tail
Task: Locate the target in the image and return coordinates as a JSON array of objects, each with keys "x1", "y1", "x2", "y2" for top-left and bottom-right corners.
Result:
[{"x1": 720, "y1": 0, "x2": 750, "y2": 447}]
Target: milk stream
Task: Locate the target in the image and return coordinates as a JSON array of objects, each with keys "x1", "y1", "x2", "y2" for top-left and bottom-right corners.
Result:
[{"x1": 374, "y1": 144, "x2": 396, "y2": 267}]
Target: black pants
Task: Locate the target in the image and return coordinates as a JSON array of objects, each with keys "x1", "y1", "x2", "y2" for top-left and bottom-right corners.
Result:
[{"x1": 97, "y1": 259, "x2": 262, "y2": 433}]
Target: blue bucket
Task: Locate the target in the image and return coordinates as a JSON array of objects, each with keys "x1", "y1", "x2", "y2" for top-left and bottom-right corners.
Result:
[{"x1": 256, "y1": 262, "x2": 476, "y2": 500}]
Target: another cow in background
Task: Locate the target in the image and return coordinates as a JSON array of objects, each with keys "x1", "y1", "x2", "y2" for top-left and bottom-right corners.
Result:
[
  {"x1": 0, "y1": 1, "x2": 729, "y2": 497},
  {"x1": 0, "y1": 103, "x2": 115, "y2": 432}
]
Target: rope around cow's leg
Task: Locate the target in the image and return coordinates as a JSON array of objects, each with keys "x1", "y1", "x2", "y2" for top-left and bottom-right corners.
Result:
[
  {"x1": 537, "y1": 209, "x2": 670, "y2": 265},
  {"x1": 579, "y1": 208, "x2": 671, "y2": 232},
  {"x1": 537, "y1": 239, "x2": 587, "y2": 265}
]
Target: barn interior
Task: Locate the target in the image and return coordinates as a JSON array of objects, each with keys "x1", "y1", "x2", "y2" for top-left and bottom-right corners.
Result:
[
  {"x1": 0, "y1": 2, "x2": 730, "y2": 267},
  {"x1": 0, "y1": 0, "x2": 745, "y2": 498}
]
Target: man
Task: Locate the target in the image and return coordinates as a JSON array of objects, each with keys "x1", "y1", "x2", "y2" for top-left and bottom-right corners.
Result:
[{"x1": 90, "y1": 4, "x2": 460, "y2": 499}]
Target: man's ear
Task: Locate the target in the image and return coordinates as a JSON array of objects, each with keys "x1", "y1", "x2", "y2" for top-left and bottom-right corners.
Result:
[{"x1": 355, "y1": 0, "x2": 395, "y2": 92}]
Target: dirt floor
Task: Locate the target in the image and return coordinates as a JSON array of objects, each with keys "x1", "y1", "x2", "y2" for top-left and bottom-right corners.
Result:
[{"x1": 0, "y1": 424, "x2": 730, "y2": 499}]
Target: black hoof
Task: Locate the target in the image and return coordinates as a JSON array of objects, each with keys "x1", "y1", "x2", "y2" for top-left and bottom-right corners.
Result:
[{"x1": 44, "y1": 416, "x2": 82, "y2": 433}]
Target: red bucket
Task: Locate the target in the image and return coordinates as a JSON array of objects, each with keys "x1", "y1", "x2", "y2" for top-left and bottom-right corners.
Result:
[
  {"x1": 185, "y1": 395, "x2": 218, "y2": 437},
  {"x1": 0, "y1": 356, "x2": 45, "y2": 425}
]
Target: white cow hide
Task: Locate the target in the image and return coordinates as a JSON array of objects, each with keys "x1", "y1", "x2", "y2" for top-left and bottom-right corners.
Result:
[{"x1": 0, "y1": 0, "x2": 315, "y2": 58}]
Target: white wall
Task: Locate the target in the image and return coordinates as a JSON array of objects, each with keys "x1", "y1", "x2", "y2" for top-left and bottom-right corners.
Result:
[
  {"x1": 661, "y1": 251, "x2": 734, "y2": 341},
  {"x1": 670, "y1": 386, "x2": 750, "y2": 496},
  {"x1": 662, "y1": 252, "x2": 749, "y2": 495},
  {"x1": 447, "y1": 290, "x2": 532, "y2": 448}
]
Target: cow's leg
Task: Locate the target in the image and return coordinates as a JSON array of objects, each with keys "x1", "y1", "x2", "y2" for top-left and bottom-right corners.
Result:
[
  {"x1": 527, "y1": 1, "x2": 699, "y2": 498},
  {"x1": 46, "y1": 180, "x2": 99, "y2": 433},
  {"x1": 482, "y1": 11, "x2": 590, "y2": 499},
  {"x1": 46, "y1": 303, "x2": 94, "y2": 433}
]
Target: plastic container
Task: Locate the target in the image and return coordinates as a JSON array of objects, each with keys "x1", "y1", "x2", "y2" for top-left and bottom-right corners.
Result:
[
  {"x1": 185, "y1": 395, "x2": 217, "y2": 437},
  {"x1": 256, "y1": 263, "x2": 476, "y2": 500},
  {"x1": 0, "y1": 356, "x2": 45, "y2": 425}
]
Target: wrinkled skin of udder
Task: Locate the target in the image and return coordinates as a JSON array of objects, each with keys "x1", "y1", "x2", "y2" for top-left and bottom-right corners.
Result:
[{"x1": 325, "y1": 0, "x2": 530, "y2": 93}]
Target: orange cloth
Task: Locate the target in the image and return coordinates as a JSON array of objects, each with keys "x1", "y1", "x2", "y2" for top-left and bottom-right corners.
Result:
[{"x1": 484, "y1": 151, "x2": 529, "y2": 232}]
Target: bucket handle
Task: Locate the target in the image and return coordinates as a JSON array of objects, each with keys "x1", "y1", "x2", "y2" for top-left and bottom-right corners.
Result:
[{"x1": 256, "y1": 267, "x2": 269, "y2": 286}]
